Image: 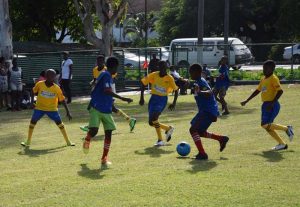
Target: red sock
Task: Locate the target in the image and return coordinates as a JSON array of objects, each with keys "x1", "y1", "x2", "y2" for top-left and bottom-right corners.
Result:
[
  {"x1": 101, "y1": 137, "x2": 111, "y2": 160},
  {"x1": 85, "y1": 133, "x2": 92, "y2": 141},
  {"x1": 191, "y1": 132, "x2": 206, "y2": 154},
  {"x1": 200, "y1": 131, "x2": 223, "y2": 141}
]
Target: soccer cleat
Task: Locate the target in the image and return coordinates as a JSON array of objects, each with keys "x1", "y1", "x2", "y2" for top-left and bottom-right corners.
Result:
[
  {"x1": 222, "y1": 111, "x2": 230, "y2": 116},
  {"x1": 129, "y1": 118, "x2": 137, "y2": 132},
  {"x1": 80, "y1": 125, "x2": 89, "y2": 132},
  {"x1": 194, "y1": 153, "x2": 208, "y2": 160},
  {"x1": 219, "y1": 136, "x2": 229, "y2": 152},
  {"x1": 272, "y1": 144, "x2": 288, "y2": 151},
  {"x1": 101, "y1": 158, "x2": 112, "y2": 168},
  {"x1": 286, "y1": 125, "x2": 294, "y2": 142},
  {"x1": 21, "y1": 141, "x2": 30, "y2": 147},
  {"x1": 67, "y1": 142, "x2": 76, "y2": 146},
  {"x1": 165, "y1": 126, "x2": 175, "y2": 142},
  {"x1": 82, "y1": 140, "x2": 90, "y2": 154},
  {"x1": 154, "y1": 140, "x2": 165, "y2": 147}
]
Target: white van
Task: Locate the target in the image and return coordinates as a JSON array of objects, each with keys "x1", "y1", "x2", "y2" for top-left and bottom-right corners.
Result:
[{"x1": 169, "y1": 37, "x2": 253, "y2": 69}]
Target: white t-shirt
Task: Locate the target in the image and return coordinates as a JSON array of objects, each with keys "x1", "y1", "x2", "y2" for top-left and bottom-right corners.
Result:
[
  {"x1": 170, "y1": 70, "x2": 181, "y2": 79},
  {"x1": 61, "y1": 59, "x2": 73, "y2": 79}
]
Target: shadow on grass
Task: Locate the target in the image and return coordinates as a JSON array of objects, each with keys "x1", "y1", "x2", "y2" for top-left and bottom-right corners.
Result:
[
  {"x1": 253, "y1": 150, "x2": 294, "y2": 162},
  {"x1": 0, "y1": 132, "x2": 23, "y2": 149},
  {"x1": 17, "y1": 146, "x2": 67, "y2": 157},
  {"x1": 77, "y1": 164, "x2": 105, "y2": 180},
  {"x1": 186, "y1": 159, "x2": 217, "y2": 173},
  {"x1": 134, "y1": 146, "x2": 174, "y2": 158}
]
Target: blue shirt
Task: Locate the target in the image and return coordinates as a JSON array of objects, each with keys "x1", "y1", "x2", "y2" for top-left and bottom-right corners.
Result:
[
  {"x1": 215, "y1": 64, "x2": 230, "y2": 89},
  {"x1": 90, "y1": 71, "x2": 113, "y2": 113},
  {"x1": 193, "y1": 77, "x2": 219, "y2": 117}
]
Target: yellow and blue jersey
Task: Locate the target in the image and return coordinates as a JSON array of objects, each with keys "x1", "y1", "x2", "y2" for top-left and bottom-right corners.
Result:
[
  {"x1": 93, "y1": 66, "x2": 107, "y2": 79},
  {"x1": 141, "y1": 72, "x2": 178, "y2": 96},
  {"x1": 257, "y1": 74, "x2": 282, "y2": 102},
  {"x1": 33, "y1": 81, "x2": 65, "y2": 111}
]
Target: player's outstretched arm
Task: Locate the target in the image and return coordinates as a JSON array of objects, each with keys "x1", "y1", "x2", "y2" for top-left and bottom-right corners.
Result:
[
  {"x1": 104, "y1": 90, "x2": 133, "y2": 103},
  {"x1": 139, "y1": 81, "x2": 145, "y2": 106},
  {"x1": 168, "y1": 89, "x2": 178, "y2": 111},
  {"x1": 241, "y1": 89, "x2": 260, "y2": 106},
  {"x1": 62, "y1": 101, "x2": 72, "y2": 120}
]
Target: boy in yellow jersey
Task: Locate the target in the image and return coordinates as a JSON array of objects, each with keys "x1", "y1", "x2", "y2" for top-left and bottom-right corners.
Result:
[
  {"x1": 241, "y1": 60, "x2": 294, "y2": 150},
  {"x1": 21, "y1": 69, "x2": 75, "y2": 147},
  {"x1": 80, "y1": 55, "x2": 136, "y2": 132},
  {"x1": 139, "y1": 61, "x2": 179, "y2": 146}
]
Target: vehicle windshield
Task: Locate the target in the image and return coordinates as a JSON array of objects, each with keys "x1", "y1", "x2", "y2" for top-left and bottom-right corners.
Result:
[{"x1": 232, "y1": 39, "x2": 247, "y2": 50}]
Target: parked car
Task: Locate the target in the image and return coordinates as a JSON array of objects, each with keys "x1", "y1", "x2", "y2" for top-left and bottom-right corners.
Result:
[
  {"x1": 168, "y1": 37, "x2": 253, "y2": 69},
  {"x1": 283, "y1": 44, "x2": 300, "y2": 64}
]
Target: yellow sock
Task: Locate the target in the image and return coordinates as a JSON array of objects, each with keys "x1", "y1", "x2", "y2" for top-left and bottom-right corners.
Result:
[
  {"x1": 117, "y1": 109, "x2": 130, "y2": 122},
  {"x1": 27, "y1": 123, "x2": 36, "y2": 144},
  {"x1": 262, "y1": 125, "x2": 286, "y2": 144},
  {"x1": 58, "y1": 123, "x2": 71, "y2": 145},
  {"x1": 153, "y1": 120, "x2": 163, "y2": 141},
  {"x1": 269, "y1": 123, "x2": 288, "y2": 132},
  {"x1": 159, "y1": 123, "x2": 170, "y2": 131}
]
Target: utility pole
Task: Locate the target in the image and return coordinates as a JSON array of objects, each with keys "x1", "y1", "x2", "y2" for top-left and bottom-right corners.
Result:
[
  {"x1": 197, "y1": 0, "x2": 204, "y2": 64},
  {"x1": 145, "y1": 0, "x2": 148, "y2": 53},
  {"x1": 224, "y1": 0, "x2": 229, "y2": 56}
]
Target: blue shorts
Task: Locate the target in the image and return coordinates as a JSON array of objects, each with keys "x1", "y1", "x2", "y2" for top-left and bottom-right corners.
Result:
[
  {"x1": 148, "y1": 95, "x2": 168, "y2": 116},
  {"x1": 261, "y1": 101, "x2": 280, "y2": 125},
  {"x1": 31, "y1": 109, "x2": 62, "y2": 123},
  {"x1": 191, "y1": 111, "x2": 217, "y2": 133}
]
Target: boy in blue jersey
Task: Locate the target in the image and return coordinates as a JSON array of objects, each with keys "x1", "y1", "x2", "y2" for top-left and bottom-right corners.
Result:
[
  {"x1": 82, "y1": 57, "x2": 133, "y2": 167},
  {"x1": 213, "y1": 56, "x2": 230, "y2": 115},
  {"x1": 189, "y1": 64, "x2": 229, "y2": 160}
]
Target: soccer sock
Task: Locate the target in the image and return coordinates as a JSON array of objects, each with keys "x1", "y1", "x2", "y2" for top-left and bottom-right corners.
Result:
[
  {"x1": 191, "y1": 132, "x2": 206, "y2": 154},
  {"x1": 101, "y1": 136, "x2": 111, "y2": 160},
  {"x1": 85, "y1": 132, "x2": 92, "y2": 142},
  {"x1": 266, "y1": 129, "x2": 286, "y2": 145},
  {"x1": 57, "y1": 123, "x2": 71, "y2": 144},
  {"x1": 117, "y1": 109, "x2": 130, "y2": 122},
  {"x1": 159, "y1": 123, "x2": 170, "y2": 131},
  {"x1": 200, "y1": 131, "x2": 223, "y2": 141},
  {"x1": 153, "y1": 120, "x2": 163, "y2": 141},
  {"x1": 269, "y1": 124, "x2": 288, "y2": 132},
  {"x1": 27, "y1": 123, "x2": 36, "y2": 144}
]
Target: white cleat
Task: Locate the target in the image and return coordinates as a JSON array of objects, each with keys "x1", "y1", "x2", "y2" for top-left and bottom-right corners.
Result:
[
  {"x1": 286, "y1": 125, "x2": 294, "y2": 142},
  {"x1": 165, "y1": 126, "x2": 175, "y2": 142},
  {"x1": 154, "y1": 140, "x2": 165, "y2": 147},
  {"x1": 272, "y1": 144, "x2": 288, "y2": 151}
]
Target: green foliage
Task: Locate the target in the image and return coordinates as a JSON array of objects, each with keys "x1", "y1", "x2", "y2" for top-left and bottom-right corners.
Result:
[{"x1": 1, "y1": 86, "x2": 300, "y2": 206}]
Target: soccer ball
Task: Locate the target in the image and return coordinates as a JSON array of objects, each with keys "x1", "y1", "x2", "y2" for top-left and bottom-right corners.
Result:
[{"x1": 176, "y1": 141, "x2": 191, "y2": 157}]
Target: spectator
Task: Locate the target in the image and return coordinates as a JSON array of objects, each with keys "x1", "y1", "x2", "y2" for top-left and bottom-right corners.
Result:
[
  {"x1": 0, "y1": 57, "x2": 9, "y2": 111},
  {"x1": 54, "y1": 69, "x2": 60, "y2": 86},
  {"x1": 202, "y1": 64, "x2": 214, "y2": 87},
  {"x1": 148, "y1": 54, "x2": 160, "y2": 73},
  {"x1": 170, "y1": 65, "x2": 189, "y2": 95},
  {"x1": 36, "y1": 71, "x2": 46, "y2": 83},
  {"x1": 60, "y1": 51, "x2": 73, "y2": 104},
  {"x1": 9, "y1": 58, "x2": 23, "y2": 111}
]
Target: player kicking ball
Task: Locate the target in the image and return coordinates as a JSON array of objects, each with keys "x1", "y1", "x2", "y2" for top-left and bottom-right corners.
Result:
[
  {"x1": 189, "y1": 64, "x2": 229, "y2": 160},
  {"x1": 21, "y1": 69, "x2": 75, "y2": 147},
  {"x1": 82, "y1": 57, "x2": 133, "y2": 167},
  {"x1": 241, "y1": 60, "x2": 294, "y2": 150},
  {"x1": 139, "y1": 60, "x2": 179, "y2": 146}
]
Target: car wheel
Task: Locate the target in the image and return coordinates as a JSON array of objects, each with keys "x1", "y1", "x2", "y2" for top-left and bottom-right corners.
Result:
[{"x1": 292, "y1": 55, "x2": 300, "y2": 64}]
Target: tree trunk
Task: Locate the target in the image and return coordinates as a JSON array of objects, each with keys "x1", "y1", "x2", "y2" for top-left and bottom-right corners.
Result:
[{"x1": 0, "y1": 0, "x2": 13, "y2": 60}]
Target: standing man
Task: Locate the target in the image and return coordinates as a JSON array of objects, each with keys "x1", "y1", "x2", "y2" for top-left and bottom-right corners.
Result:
[
  {"x1": 60, "y1": 51, "x2": 73, "y2": 104},
  {"x1": 148, "y1": 54, "x2": 160, "y2": 73}
]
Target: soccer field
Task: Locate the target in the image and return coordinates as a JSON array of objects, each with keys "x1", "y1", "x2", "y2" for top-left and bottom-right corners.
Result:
[{"x1": 0, "y1": 85, "x2": 299, "y2": 207}]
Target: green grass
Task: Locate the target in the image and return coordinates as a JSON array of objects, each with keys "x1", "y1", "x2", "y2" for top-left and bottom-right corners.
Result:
[{"x1": 0, "y1": 85, "x2": 300, "y2": 207}]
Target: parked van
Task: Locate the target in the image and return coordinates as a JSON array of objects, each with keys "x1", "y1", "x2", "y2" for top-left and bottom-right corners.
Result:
[{"x1": 169, "y1": 37, "x2": 253, "y2": 69}]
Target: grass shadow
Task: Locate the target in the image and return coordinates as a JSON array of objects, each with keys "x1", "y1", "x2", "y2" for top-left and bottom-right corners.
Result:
[
  {"x1": 0, "y1": 132, "x2": 23, "y2": 149},
  {"x1": 253, "y1": 150, "x2": 294, "y2": 162},
  {"x1": 77, "y1": 163, "x2": 105, "y2": 180},
  {"x1": 17, "y1": 145, "x2": 67, "y2": 157},
  {"x1": 134, "y1": 146, "x2": 174, "y2": 158},
  {"x1": 186, "y1": 159, "x2": 217, "y2": 173}
]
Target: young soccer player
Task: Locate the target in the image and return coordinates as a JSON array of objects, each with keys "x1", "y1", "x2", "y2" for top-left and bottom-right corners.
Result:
[
  {"x1": 9, "y1": 58, "x2": 23, "y2": 111},
  {"x1": 21, "y1": 69, "x2": 75, "y2": 147},
  {"x1": 80, "y1": 55, "x2": 136, "y2": 132},
  {"x1": 139, "y1": 60, "x2": 178, "y2": 146},
  {"x1": 82, "y1": 57, "x2": 133, "y2": 166},
  {"x1": 189, "y1": 64, "x2": 229, "y2": 160},
  {"x1": 213, "y1": 56, "x2": 230, "y2": 115},
  {"x1": 241, "y1": 60, "x2": 294, "y2": 150}
]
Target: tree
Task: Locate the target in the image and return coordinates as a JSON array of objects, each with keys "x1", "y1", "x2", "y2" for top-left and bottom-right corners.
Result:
[
  {"x1": 10, "y1": 0, "x2": 84, "y2": 43},
  {"x1": 73, "y1": 0, "x2": 128, "y2": 55},
  {"x1": 0, "y1": 0, "x2": 13, "y2": 60}
]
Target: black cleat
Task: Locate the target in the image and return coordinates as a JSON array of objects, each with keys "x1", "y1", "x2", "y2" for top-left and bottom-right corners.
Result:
[
  {"x1": 220, "y1": 136, "x2": 229, "y2": 152},
  {"x1": 195, "y1": 153, "x2": 208, "y2": 160}
]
